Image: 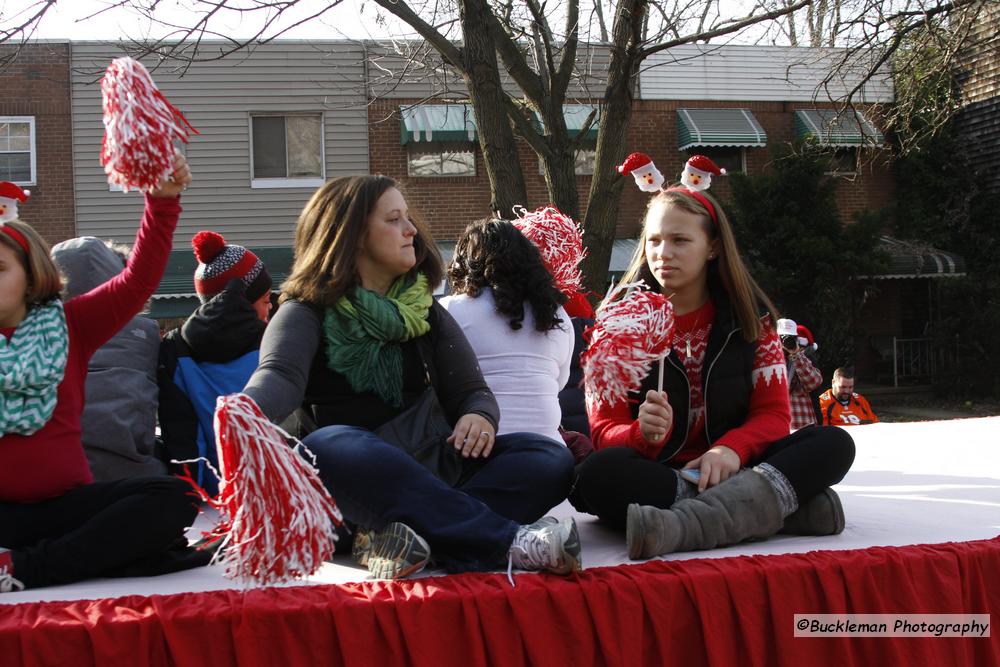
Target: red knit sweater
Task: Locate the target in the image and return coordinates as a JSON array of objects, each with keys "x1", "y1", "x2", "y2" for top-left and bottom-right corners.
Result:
[
  {"x1": 588, "y1": 299, "x2": 791, "y2": 465},
  {"x1": 0, "y1": 195, "x2": 180, "y2": 503}
]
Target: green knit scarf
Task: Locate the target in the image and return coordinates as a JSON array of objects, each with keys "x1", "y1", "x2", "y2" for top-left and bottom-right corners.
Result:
[
  {"x1": 0, "y1": 300, "x2": 69, "y2": 437},
  {"x1": 323, "y1": 273, "x2": 432, "y2": 407}
]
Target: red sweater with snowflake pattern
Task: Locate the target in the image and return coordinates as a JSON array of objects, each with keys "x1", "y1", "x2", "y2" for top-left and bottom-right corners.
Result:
[{"x1": 588, "y1": 299, "x2": 791, "y2": 465}]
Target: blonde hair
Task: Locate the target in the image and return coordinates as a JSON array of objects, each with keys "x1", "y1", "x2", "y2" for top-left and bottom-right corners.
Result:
[
  {"x1": 614, "y1": 188, "x2": 777, "y2": 341},
  {"x1": 0, "y1": 221, "x2": 63, "y2": 305},
  {"x1": 280, "y1": 175, "x2": 443, "y2": 307}
]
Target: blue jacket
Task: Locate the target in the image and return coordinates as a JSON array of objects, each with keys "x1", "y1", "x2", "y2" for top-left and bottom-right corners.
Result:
[{"x1": 158, "y1": 281, "x2": 265, "y2": 495}]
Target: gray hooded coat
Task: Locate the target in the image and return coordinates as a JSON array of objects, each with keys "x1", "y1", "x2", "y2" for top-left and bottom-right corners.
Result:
[{"x1": 51, "y1": 236, "x2": 167, "y2": 481}]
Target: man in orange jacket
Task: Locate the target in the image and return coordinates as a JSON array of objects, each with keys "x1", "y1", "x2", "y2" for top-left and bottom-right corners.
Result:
[{"x1": 819, "y1": 367, "x2": 879, "y2": 426}]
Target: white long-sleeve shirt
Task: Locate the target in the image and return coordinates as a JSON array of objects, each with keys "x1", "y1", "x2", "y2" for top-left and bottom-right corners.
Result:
[{"x1": 440, "y1": 289, "x2": 573, "y2": 444}]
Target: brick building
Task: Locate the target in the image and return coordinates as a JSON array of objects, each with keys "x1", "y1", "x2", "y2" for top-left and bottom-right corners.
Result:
[
  {"x1": 0, "y1": 42, "x2": 75, "y2": 243},
  {"x1": 374, "y1": 44, "x2": 895, "y2": 283},
  {"x1": 954, "y1": 3, "x2": 1000, "y2": 194},
  {"x1": 14, "y1": 39, "x2": 910, "y2": 362}
]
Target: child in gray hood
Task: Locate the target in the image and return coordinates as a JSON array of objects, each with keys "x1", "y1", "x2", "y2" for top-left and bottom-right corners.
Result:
[{"x1": 50, "y1": 236, "x2": 167, "y2": 481}]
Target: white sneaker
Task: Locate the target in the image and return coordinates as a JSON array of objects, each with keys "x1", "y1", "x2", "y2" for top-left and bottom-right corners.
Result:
[
  {"x1": 509, "y1": 517, "x2": 582, "y2": 575},
  {"x1": 0, "y1": 549, "x2": 24, "y2": 593}
]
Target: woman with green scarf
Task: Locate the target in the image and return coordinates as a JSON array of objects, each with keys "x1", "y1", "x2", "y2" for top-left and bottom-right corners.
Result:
[{"x1": 244, "y1": 176, "x2": 580, "y2": 580}]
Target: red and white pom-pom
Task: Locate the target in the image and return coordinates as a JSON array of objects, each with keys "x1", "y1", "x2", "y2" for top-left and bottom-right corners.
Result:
[
  {"x1": 582, "y1": 283, "x2": 675, "y2": 409},
  {"x1": 191, "y1": 393, "x2": 342, "y2": 586},
  {"x1": 511, "y1": 205, "x2": 586, "y2": 297},
  {"x1": 100, "y1": 57, "x2": 198, "y2": 192}
]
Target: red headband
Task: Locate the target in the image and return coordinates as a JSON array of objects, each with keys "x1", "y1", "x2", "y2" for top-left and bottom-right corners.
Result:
[
  {"x1": 665, "y1": 187, "x2": 718, "y2": 227},
  {"x1": 0, "y1": 224, "x2": 30, "y2": 255}
]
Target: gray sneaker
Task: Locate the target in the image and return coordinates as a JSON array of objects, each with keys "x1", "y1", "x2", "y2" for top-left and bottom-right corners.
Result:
[
  {"x1": 509, "y1": 517, "x2": 582, "y2": 575},
  {"x1": 352, "y1": 522, "x2": 431, "y2": 580}
]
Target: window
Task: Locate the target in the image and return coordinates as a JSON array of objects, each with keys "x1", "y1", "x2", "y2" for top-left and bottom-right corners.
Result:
[
  {"x1": 538, "y1": 147, "x2": 598, "y2": 176},
  {"x1": 0, "y1": 117, "x2": 36, "y2": 185},
  {"x1": 825, "y1": 147, "x2": 859, "y2": 176},
  {"x1": 575, "y1": 148, "x2": 597, "y2": 176},
  {"x1": 250, "y1": 114, "x2": 324, "y2": 188},
  {"x1": 685, "y1": 147, "x2": 745, "y2": 174},
  {"x1": 407, "y1": 142, "x2": 476, "y2": 177}
]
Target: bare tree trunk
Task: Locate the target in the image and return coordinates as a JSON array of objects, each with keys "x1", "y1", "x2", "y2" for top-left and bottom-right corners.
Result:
[
  {"x1": 580, "y1": 0, "x2": 647, "y2": 295},
  {"x1": 540, "y1": 143, "x2": 582, "y2": 220},
  {"x1": 459, "y1": 0, "x2": 528, "y2": 217}
]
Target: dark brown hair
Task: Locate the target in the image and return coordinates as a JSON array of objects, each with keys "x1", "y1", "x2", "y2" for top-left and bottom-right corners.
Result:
[
  {"x1": 280, "y1": 175, "x2": 443, "y2": 307},
  {"x1": 833, "y1": 366, "x2": 855, "y2": 381}
]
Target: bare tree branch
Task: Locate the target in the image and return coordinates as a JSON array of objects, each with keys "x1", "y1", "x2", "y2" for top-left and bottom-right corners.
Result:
[
  {"x1": 640, "y1": 0, "x2": 812, "y2": 60},
  {"x1": 369, "y1": 0, "x2": 464, "y2": 70},
  {"x1": 0, "y1": 0, "x2": 58, "y2": 67}
]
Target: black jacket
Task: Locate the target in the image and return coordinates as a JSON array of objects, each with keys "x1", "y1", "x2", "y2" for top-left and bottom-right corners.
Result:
[
  {"x1": 558, "y1": 317, "x2": 592, "y2": 436},
  {"x1": 157, "y1": 280, "x2": 266, "y2": 475}
]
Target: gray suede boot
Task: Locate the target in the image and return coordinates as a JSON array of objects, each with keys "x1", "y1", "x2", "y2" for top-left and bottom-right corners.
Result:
[
  {"x1": 780, "y1": 488, "x2": 845, "y2": 536},
  {"x1": 626, "y1": 469, "x2": 785, "y2": 559}
]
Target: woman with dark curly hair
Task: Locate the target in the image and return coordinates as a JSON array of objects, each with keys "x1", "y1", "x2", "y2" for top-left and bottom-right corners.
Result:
[{"x1": 441, "y1": 219, "x2": 574, "y2": 445}]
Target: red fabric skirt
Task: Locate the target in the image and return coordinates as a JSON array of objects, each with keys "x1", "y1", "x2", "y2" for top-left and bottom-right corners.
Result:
[{"x1": 2, "y1": 538, "x2": 997, "y2": 666}]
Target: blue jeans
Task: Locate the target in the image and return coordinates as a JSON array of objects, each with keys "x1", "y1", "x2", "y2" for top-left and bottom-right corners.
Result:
[{"x1": 302, "y1": 426, "x2": 574, "y2": 572}]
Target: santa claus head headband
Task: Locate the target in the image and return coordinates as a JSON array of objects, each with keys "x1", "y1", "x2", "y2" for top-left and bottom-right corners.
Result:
[
  {"x1": 0, "y1": 181, "x2": 31, "y2": 254},
  {"x1": 616, "y1": 153, "x2": 726, "y2": 226}
]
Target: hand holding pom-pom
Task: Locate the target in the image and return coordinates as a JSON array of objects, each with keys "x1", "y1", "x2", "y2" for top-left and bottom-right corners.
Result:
[
  {"x1": 101, "y1": 57, "x2": 198, "y2": 193},
  {"x1": 148, "y1": 151, "x2": 192, "y2": 199},
  {"x1": 582, "y1": 283, "x2": 675, "y2": 409}
]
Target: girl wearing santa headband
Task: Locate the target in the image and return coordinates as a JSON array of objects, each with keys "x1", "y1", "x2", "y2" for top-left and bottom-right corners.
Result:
[
  {"x1": 571, "y1": 153, "x2": 856, "y2": 559},
  {"x1": 0, "y1": 155, "x2": 209, "y2": 593}
]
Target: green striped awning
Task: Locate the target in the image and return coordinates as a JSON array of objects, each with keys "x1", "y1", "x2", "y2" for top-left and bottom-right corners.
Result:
[
  {"x1": 562, "y1": 104, "x2": 599, "y2": 141},
  {"x1": 872, "y1": 237, "x2": 967, "y2": 279},
  {"x1": 533, "y1": 104, "x2": 600, "y2": 141},
  {"x1": 794, "y1": 109, "x2": 883, "y2": 147},
  {"x1": 676, "y1": 109, "x2": 767, "y2": 150},
  {"x1": 148, "y1": 246, "x2": 294, "y2": 319},
  {"x1": 400, "y1": 104, "x2": 477, "y2": 144}
]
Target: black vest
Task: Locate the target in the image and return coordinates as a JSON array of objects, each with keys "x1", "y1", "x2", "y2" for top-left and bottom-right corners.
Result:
[{"x1": 630, "y1": 295, "x2": 757, "y2": 462}]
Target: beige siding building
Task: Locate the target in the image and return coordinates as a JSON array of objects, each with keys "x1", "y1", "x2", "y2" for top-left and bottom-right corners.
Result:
[{"x1": 70, "y1": 41, "x2": 369, "y2": 249}]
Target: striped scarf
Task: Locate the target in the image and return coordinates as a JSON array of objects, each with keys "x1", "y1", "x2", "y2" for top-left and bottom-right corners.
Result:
[{"x1": 0, "y1": 300, "x2": 69, "y2": 436}]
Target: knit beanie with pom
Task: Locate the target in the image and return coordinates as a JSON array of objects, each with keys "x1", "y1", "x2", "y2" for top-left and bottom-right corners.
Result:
[{"x1": 192, "y1": 231, "x2": 272, "y2": 303}]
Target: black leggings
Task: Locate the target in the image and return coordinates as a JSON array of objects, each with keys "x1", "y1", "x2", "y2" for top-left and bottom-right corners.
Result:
[
  {"x1": 570, "y1": 425, "x2": 856, "y2": 529},
  {"x1": 0, "y1": 476, "x2": 206, "y2": 589}
]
